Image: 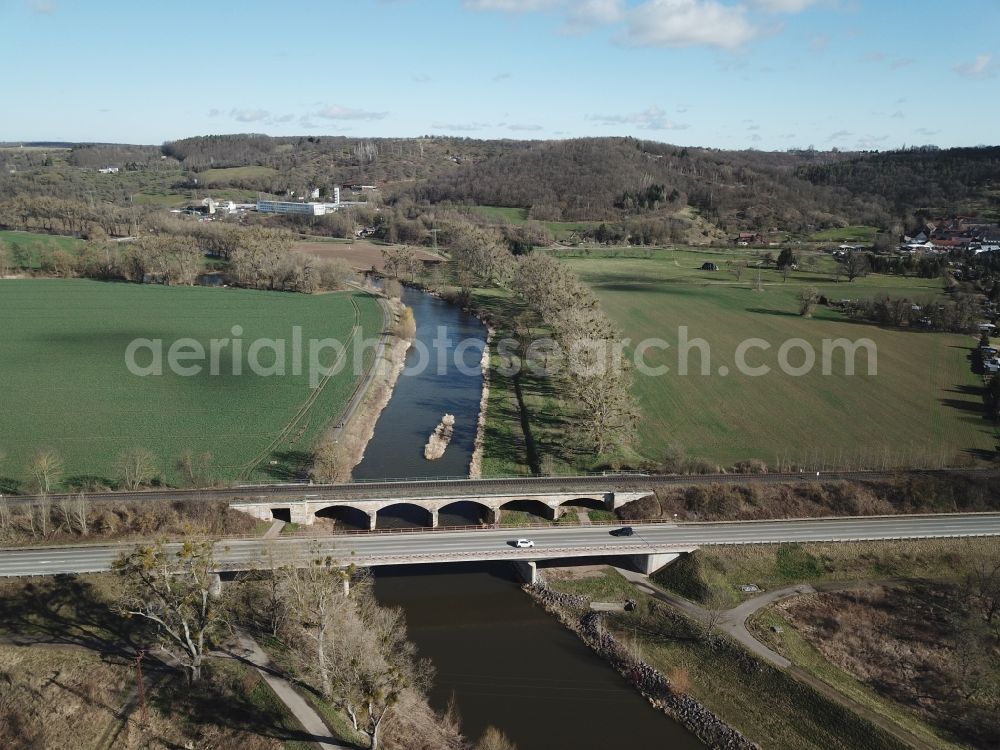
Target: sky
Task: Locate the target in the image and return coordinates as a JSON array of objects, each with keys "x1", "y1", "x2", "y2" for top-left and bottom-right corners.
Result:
[{"x1": 1, "y1": 0, "x2": 998, "y2": 150}]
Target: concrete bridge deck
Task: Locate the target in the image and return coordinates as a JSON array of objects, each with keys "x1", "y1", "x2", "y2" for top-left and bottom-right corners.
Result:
[{"x1": 1, "y1": 513, "x2": 998, "y2": 580}]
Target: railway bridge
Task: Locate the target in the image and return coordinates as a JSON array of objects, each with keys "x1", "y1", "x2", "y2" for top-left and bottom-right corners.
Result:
[{"x1": 230, "y1": 489, "x2": 653, "y2": 529}]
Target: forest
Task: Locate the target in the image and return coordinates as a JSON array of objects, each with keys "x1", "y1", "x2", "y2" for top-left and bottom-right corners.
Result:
[{"x1": 1, "y1": 136, "x2": 998, "y2": 243}]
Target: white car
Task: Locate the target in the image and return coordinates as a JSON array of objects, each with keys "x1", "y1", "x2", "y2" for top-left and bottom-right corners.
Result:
[{"x1": 514, "y1": 539, "x2": 535, "y2": 548}]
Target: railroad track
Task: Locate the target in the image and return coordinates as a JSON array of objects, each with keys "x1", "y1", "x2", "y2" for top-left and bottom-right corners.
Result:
[{"x1": 1, "y1": 468, "x2": 994, "y2": 509}]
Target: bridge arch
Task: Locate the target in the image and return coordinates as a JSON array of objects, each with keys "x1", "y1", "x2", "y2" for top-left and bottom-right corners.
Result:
[
  {"x1": 315, "y1": 505, "x2": 371, "y2": 530},
  {"x1": 498, "y1": 498, "x2": 555, "y2": 522},
  {"x1": 438, "y1": 500, "x2": 495, "y2": 526},
  {"x1": 375, "y1": 502, "x2": 435, "y2": 530},
  {"x1": 558, "y1": 496, "x2": 607, "y2": 512}
]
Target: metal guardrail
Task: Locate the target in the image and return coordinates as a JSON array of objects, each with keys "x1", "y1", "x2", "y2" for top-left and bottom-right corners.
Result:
[{"x1": 4, "y1": 511, "x2": 999, "y2": 553}]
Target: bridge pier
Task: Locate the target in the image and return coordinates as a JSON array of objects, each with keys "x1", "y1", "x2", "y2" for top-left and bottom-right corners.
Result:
[
  {"x1": 511, "y1": 560, "x2": 540, "y2": 585},
  {"x1": 430, "y1": 508, "x2": 439, "y2": 528},
  {"x1": 368, "y1": 512, "x2": 377, "y2": 530}
]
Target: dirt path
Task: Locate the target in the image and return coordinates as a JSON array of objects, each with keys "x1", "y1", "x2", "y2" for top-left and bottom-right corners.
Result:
[
  {"x1": 223, "y1": 629, "x2": 355, "y2": 750},
  {"x1": 613, "y1": 568, "x2": 937, "y2": 750}
]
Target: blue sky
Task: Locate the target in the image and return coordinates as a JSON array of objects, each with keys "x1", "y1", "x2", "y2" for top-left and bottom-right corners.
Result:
[{"x1": 1, "y1": 0, "x2": 998, "y2": 150}]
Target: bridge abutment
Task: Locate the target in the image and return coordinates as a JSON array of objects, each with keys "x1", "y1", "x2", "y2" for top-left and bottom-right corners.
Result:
[{"x1": 630, "y1": 552, "x2": 683, "y2": 575}]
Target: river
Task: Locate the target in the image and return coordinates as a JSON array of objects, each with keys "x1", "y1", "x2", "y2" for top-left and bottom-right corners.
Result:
[{"x1": 360, "y1": 287, "x2": 702, "y2": 749}]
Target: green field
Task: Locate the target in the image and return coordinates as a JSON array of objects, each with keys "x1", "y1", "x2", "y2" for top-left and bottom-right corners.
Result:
[
  {"x1": 199, "y1": 166, "x2": 278, "y2": 181},
  {"x1": 470, "y1": 204, "x2": 596, "y2": 238},
  {"x1": 0, "y1": 279, "x2": 383, "y2": 490},
  {"x1": 809, "y1": 226, "x2": 881, "y2": 243},
  {"x1": 0, "y1": 229, "x2": 84, "y2": 252},
  {"x1": 562, "y1": 247, "x2": 995, "y2": 468}
]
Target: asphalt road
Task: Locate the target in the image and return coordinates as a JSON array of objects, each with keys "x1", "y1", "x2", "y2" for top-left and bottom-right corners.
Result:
[
  {"x1": 1, "y1": 513, "x2": 997, "y2": 578},
  {"x1": 4, "y1": 468, "x2": 995, "y2": 508}
]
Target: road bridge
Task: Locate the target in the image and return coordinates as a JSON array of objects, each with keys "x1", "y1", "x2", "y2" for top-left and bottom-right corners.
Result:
[{"x1": 2, "y1": 513, "x2": 997, "y2": 581}]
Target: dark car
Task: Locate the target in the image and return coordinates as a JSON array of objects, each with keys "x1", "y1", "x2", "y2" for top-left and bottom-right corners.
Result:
[{"x1": 611, "y1": 526, "x2": 635, "y2": 537}]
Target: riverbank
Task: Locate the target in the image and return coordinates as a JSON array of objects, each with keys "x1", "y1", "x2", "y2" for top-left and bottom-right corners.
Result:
[
  {"x1": 544, "y1": 567, "x2": 910, "y2": 750},
  {"x1": 337, "y1": 296, "x2": 412, "y2": 479},
  {"x1": 468, "y1": 324, "x2": 494, "y2": 478},
  {"x1": 524, "y1": 583, "x2": 755, "y2": 750}
]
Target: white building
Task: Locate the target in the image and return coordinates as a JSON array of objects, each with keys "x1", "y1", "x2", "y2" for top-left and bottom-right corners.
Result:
[
  {"x1": 256, "y1": 200, "x2": 327, "y2": 216},
  {"x1": 309, "y1": 187, "x2": 321, "y2": 199},
  {"x1": 98, "y1": 166, "x2": 119, "y2": 174}
]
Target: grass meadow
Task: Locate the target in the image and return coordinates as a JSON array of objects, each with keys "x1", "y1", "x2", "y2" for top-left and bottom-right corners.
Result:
[
  {"x1": 562, "y1": 247, "x2": 995, "y2": 468},
  {"x1": 0, "y1": 279, "x2": 383, "y2": 490},
  {"x1": 470, "y1": 204, "x2": 597, "y2": 238},
  {"x1": 0, "y1": 230, "x2": 85, "y2": 268}
]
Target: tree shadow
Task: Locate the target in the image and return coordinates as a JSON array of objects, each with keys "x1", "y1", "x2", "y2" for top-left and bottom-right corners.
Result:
[
  {"x1": 0, "y1": 476, "x2": 22, "y2": 494},
  {"x1": 64, "y1": 474, "x2": 115, "y2": 492},
  {"x1": 160, "y1": 661, "x2": 347, "y2": 747},
  {"x1": 0, "y1": 575, "x2": 148, "y2": 656},
  {"x1": 745, "y1": 307, "x2": 801, "y2": 318},
  {"x1": 938, "y1": 398, "x2": 989, "y2": 415},
  {"x1": 260, "y1": 449, "x2": 312, "y2": 481}
]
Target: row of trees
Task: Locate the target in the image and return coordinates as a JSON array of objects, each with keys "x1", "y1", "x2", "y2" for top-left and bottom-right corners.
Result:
[
  {"x1": 0, "y1": 196, "x2": 137, "y2": 237},
  {"x1": 508, "y1": 253, "x2": 639, "y2": 456},
  {"x1": 2, "y1": 229, "x2": 357, "y2": 293},
  {"x1": 444, "y1": 228, "x2": 638, "y2": 460},
  {"x1": 842, "y1": 293, "x2": 980, "y2": 332}
]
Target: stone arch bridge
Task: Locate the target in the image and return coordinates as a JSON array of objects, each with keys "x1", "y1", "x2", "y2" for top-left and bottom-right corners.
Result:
[{"x1": 231, "y1": 490, "x2": 652, "y2": 529}]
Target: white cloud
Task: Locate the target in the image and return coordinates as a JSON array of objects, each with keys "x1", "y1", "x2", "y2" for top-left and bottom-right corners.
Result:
[
  {"x1": 466, "y1": 0, "x2": 821, "y2": 49},
  {"x1": 507, "y1": 123, "x2": 545, "y2": 131},
  {"x1": 827, "y1": 129, "x2": 851, "y2": 141},
  {"x1": 230, "y1": 108, "x2": 270, "y2": 123},
  {"x1": 621, "y1": 0, "x2": 756, "y2": 49},
  {"x1": 589, "y1": 105, "x2": 689, "y2": 130},
  {"x1": 315, "y1": 105, "x2": 388, "y2": 121},
  {"x1": 750, "y1": 0, "x2": 818, "y2": 11},
  {"x1": 953, "y1": 54, "x2": 997, "y2": 79},
  {"x1": 563, "y1": 0, "x2": 625, "y2": 32}
]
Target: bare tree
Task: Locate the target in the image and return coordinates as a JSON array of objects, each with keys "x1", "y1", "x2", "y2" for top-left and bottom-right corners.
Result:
[
  {"x1": 0, "y1": 493, "x2": 10, "y2": 532},
  {"x1": 311, "y1": 438, "x2": 354, "y2": 483},
  {"x1": 841, "y1": 250, "x2": 869, "y2": 282},
  {"x1": 28, "y1": 448, "x2": 63, "y2": 494},
  {"x1": 394, "y1": 306, "x2": 417, "y2": 341},
  {"x1": 176, "y1": 449, "x2": 213, "y2": 487},
  {"x1": 333, "y1": 598, "x2": 416, "y2": 750},
  {"x1": 278, "y1": 555, "x2": 352, "y2": 699},
  {"x1": 114, "y1": 447, "x2": 158, "y2": 490},
  {"x1": 476, "y1": 727, "x2": 518, "y2": 750},
  {"x1": 114, "y1": 541, "x2": 223, "y2": 683},
  {"x1": 798, "y1": 286, "x2": 820, "y2": 317},
  {"x1": 71, "y1": 492, "x2": 88, "y2": 535}
]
